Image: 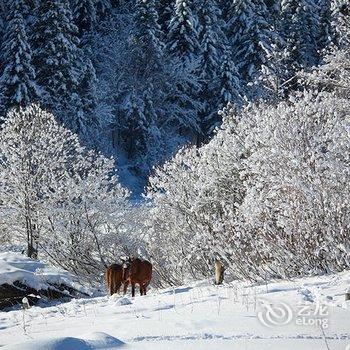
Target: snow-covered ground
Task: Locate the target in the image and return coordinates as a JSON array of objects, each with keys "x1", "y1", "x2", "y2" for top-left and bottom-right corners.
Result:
[
  {"x1": 0, "y1": 252, "x2": 89, "y2": 295},
  {"x1": 0, "y1": 270, "x2": 350, "y2": 349}
]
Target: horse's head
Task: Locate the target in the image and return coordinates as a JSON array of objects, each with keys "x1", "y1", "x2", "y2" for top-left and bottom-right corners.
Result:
[{"x1": 121, "y1": 256, "x2": 132, "y2": 269}]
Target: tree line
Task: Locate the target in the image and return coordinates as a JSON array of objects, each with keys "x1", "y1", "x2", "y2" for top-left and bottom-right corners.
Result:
[{"x1": 0, "y1": 0, "x2": 347, "y2": 180}]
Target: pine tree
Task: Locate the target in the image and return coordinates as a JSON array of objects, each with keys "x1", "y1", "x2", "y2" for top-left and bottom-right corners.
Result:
[
  {"x1": 166, "y1": 0, "x2": 201, "y2": 65},
  {"x1": 218, "y1": 47, "x2": 242, "y2": 111},
  {"x1": 120, "y1": 89, "x2": 149, "y2": 158},
  {"x1": 197, "y1": 0, "x2": 227, "y2": 136},
  {"x1": 166, "y1": 0, "x2": 202, "y2": 139},
  {"x1": 157, "y1": 0, "x2": 174, "y2": 32},
  {"x1": 72, "y1": 0, "x2": 96, "y2": 36},
  {"x1": 0, "y1": 0, "x2": 39, "y2": 114},
  {"x1": 32, "y1": 0, "x2": 83, "y2": 131},
  {"x1": 77, "y1": 58, "x2": 98, "y2": 135},
  {"x1": 132, "y1": 0, "x2": 164, "y2": 71},
  {"x1": 227, "y1": 0, "x2": 276, "y2": 82},
  {"x1": 317, "y1": 0, "x2": 333, "y2": 52},
  {"x1": 95, "y1": 0, "x2": 111, "y2": 21},
  {"x1": 118, "y1": 0, "x2": 164, "y2": 161},
  {"x1": 198, "y1": 0, "x2": 224, "y2": 93},
  {"x1": 281, "y1": 0, "x2": 320, "y2": 70}
]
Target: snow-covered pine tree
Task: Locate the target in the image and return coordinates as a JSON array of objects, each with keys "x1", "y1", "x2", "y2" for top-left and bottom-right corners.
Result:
[
  {"x1": 281, "y1": 0, "x2": 321, "y2": 72},
  {"x1": 117, "y1": 0, "x2": 164, "y2": 162},
  {"x1": 197, "y1": 0, "x2": 227, "y2": 137},
  {"x1": 76, "y1": 58, "x2": 98, "y2": 138},
  {"x1": 317, "y1": 0, "x2": 333, "y2": 53},
  {"x1": 141, "y1": 83, "x2": 162, "y2": 165},
  {"x1": 226, "y1": 0, "x2": 277, "y2": 93},
  {"x1": 132, "y1": 0, "x2": 164, "y2": 71},
  {"x1": 218, "y1": 47, "x2": 242, "y2": 111},
  {"x1": 71, "y1": 0, "x2": 99, "y2": 137},
  {"x1": 0, "y1": 0, "x2": 39, "y2": 114},
  {"x1": 32, "y1": 0, "x2": 84, "y2": 132},
  {"x1": 120, "y1": 89, "x2": 148, "y2": 158},
  {"x1": 95, "y1": 0, "x2": 111, "y2": 21},
  {"x1": 166, "y1": 0, "x2": 202, "y2": 139},
  {"x1": 264, "y1": 0, "x2": 280, "y2": 23},
  {"x1": 157, "y1": 0, "x2": 174, "y2": 33},
  {"x1": 72, "y1": 0, "x2": 96, "y2": 37},
  {"x1": 167, "y1": 0, "x2": 201, "y2": 65}
]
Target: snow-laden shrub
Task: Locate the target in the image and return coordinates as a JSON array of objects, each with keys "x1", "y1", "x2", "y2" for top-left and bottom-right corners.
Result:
[
  {"x1": 146, "y1": 91, "x2": 350, "y2": 284},
  {"x1": 0, "y1": 104, "x2": 134, "y2": 280}
]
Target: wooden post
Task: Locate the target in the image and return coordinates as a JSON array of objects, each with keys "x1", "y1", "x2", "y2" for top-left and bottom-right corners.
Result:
[
  {"x1": 345, "y1": 288, "x2": 350, "y2": 301},
  {"x1": 215, "y1": 260, "x2": 224, "y2": 285}
]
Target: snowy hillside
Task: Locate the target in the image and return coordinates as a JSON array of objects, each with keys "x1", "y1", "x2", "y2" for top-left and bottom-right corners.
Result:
[{"x1": 0, "y1": 271, "x2": 349, "y2": 349}]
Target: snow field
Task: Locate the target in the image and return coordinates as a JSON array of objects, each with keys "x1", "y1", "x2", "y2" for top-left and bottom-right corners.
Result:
[{"x1": 0, "y1": 271, "x2": 350, "y2": 349}]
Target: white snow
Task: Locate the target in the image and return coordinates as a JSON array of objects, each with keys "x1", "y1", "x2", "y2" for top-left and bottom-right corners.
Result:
[
  {"x1": 1, "y1": 332, "x2": 125, "y2": 350},
  {"x1": 0, "y1": 252, "x2": 89, "y2": 295},
  {"x1": 0, "y1": 268, "x2": 350, "y2": 349}
]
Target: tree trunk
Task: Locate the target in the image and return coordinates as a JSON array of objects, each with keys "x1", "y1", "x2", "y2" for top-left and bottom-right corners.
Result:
[{"x1": 25, "y1": 197, "x2": 38, "y2": 259}]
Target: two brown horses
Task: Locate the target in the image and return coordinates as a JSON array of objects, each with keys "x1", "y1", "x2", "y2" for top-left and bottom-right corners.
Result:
[{"x1": 105, "y1": 258, "x2": 152, "y2": 297}]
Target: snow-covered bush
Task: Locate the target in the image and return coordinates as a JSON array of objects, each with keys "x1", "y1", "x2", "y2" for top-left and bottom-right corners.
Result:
[
  {"x1": 146, "y1": 90, "x2": 350, "y2": 284},
  {"x1": 241, "y1": 92, "x2": 349, "y2": 277},
  {"x1": 0, "y1": 104, "x2": 131, "y2": 279}
]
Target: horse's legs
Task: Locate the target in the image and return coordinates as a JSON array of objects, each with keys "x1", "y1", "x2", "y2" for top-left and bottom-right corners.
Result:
[
  {"x1": 131, "y1": 283, "x2": 136, "y2": 297},
  {"x1": 140, "y1": 284, "x2": 144, "y2": 296},
  {"x1": 116, "y1": 282, "x2": 121, "y2": 294},
  {"x1": 123, "y1": 280, "x2": 129, "y2": 295},
  {"x1": 143, "y1": 282, "x2": 150, "y2": 296}
]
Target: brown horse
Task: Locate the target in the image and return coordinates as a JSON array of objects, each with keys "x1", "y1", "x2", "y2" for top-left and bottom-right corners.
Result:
[
  {"x1": 123, "y1": 258, "x2": 152, "y2": 297},
  {"x1": 105, "y1": 264, "x2": 125, "y2": 295}
]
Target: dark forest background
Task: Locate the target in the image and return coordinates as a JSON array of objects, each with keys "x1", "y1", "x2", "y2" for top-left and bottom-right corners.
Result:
[{"x1": 0, "y1": 0, "x2": 348, "y2": 193}]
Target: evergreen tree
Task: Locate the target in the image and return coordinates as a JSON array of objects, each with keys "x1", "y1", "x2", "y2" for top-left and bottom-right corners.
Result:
[
  {"x1": 72, "y1": 0, "x2": 96, "y2": 36},
  {"x1": 317, "y1": 0, "x2": 333, "y2": 52},
  {"x1": 218, "y1": 47, "x2": 242, "y2": 111},
  {"x1": 227, "y1": 0, "x2": 276, "y2": 82},
  {"x1": 166, "y1": 0, "x2": 202, "y2": 139},
  {"x1": 118, "y1": 0, "x2": 164, "y2": 161},
  {"x1": 157, "y1": 0, "x2": 174, "y2": 33},
  {"x1": 197, "y1": 0, "x2": 226, "y2": 136},
  {"x1": 166, "y1": 0, "x2": 201, "y2": 65},
  {"x1": 264, "y1": 0, "x2": 280, "y2": 19},
  {"x1": 0, "y1": 0, "x2": 39, "y2": 114},
  {"x1": 32, "y1": 0, "x2": 83, "y2": 132},
  {"x1": 120, "y1": 89, "x2": 149, "y2": 158},
  {"x1": 76, "y1": 58, "x2": 98, "y2": 136},
  {"x1": 132, "y1": 0, "x2": 164, "y2": 71},
  {"x1": 281, "y1": 0, "x2": 320, "y2": 70},
  {"x1": 95, "y1": 0, "x2": 111, "y2": 21}
]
